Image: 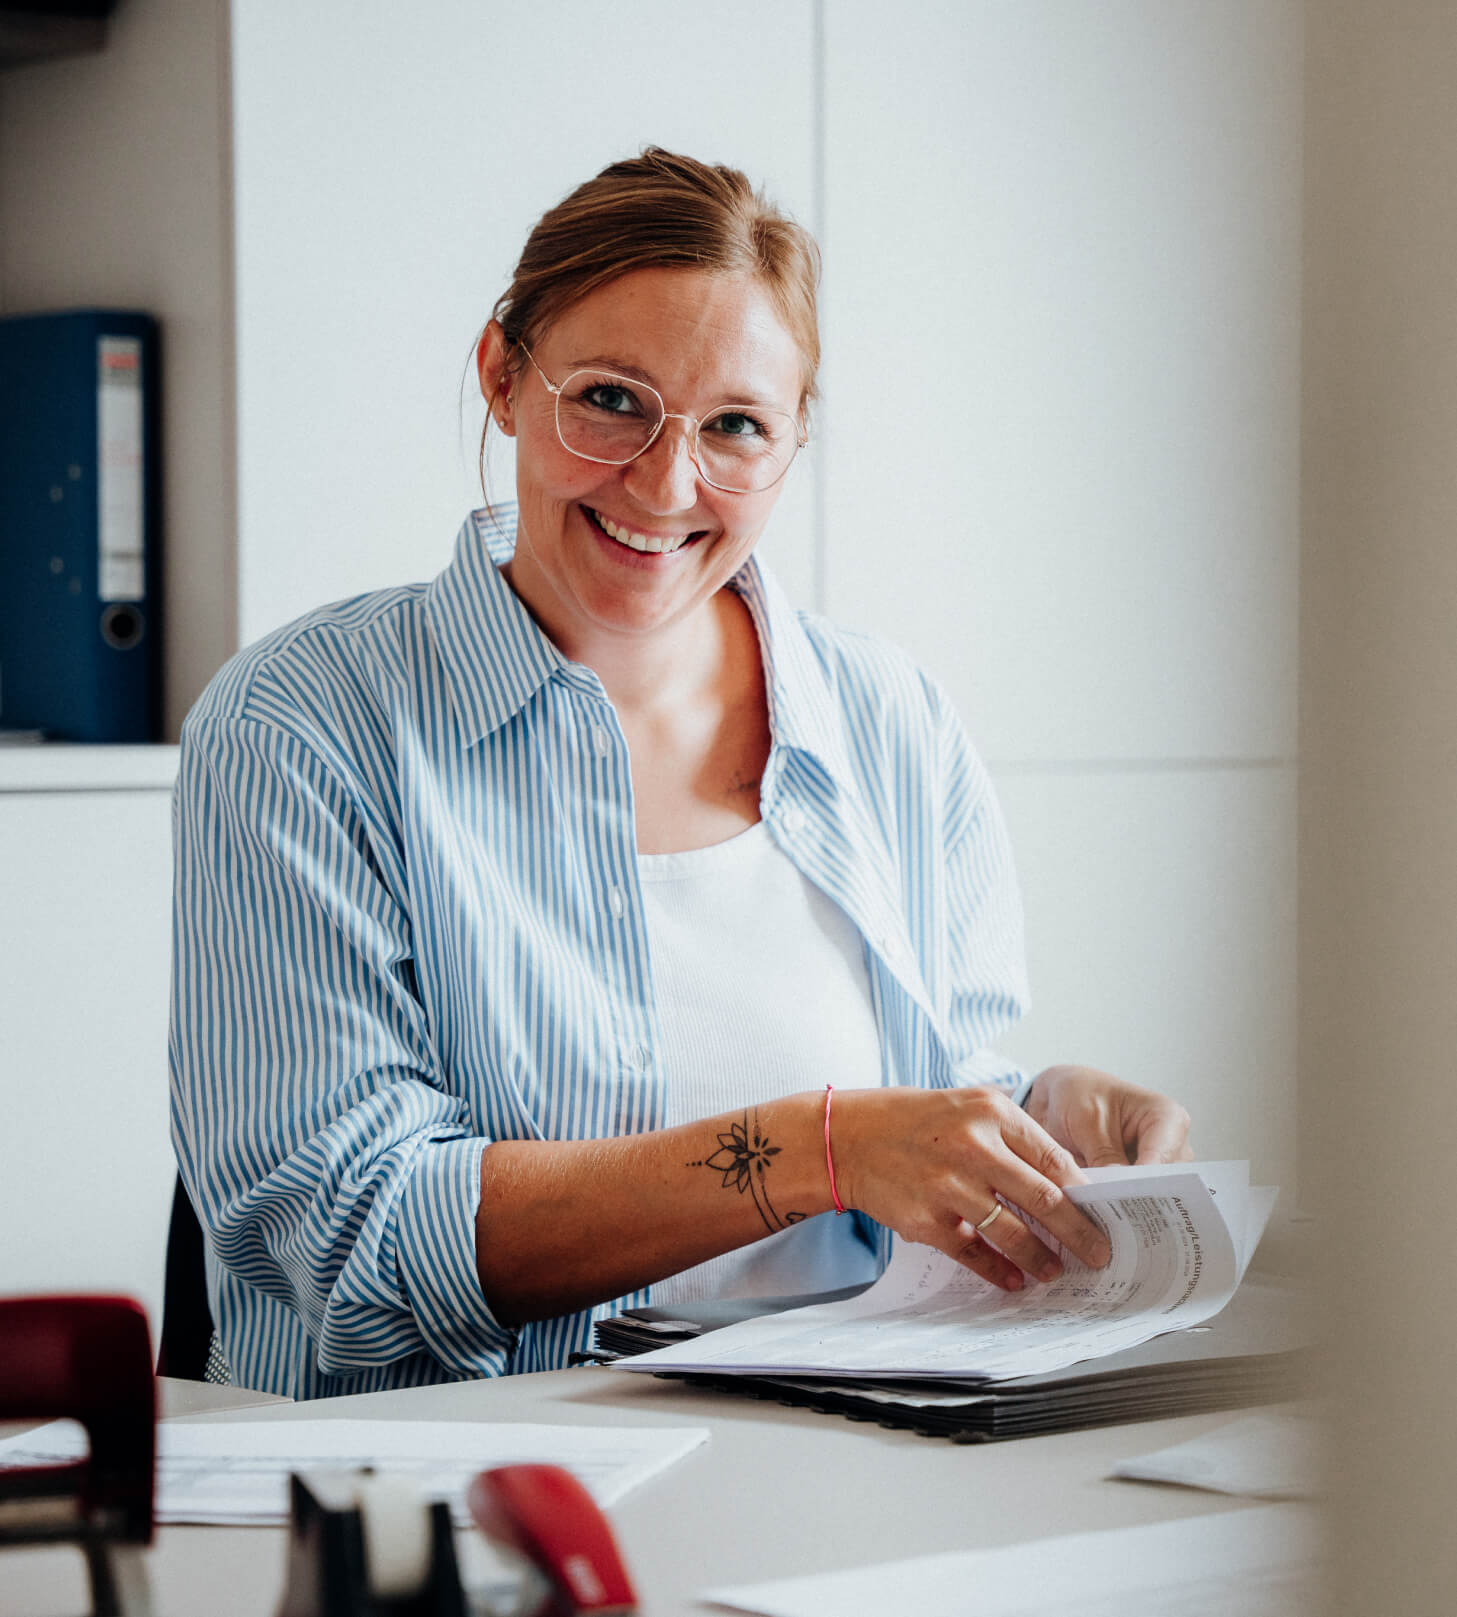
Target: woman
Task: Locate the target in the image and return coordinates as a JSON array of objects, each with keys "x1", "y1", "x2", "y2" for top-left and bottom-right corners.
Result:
[{"x1": 170, "y1": 149, "x2": 1191, "y2": 1399}]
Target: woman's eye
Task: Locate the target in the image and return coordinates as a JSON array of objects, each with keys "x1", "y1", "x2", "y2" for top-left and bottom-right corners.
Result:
[
  {"x1": 583, "y1": 383, "x2": 639, "y2": 415},
  {"x1": 708, "y1": 410, "x2": 763, "y2": 439}
]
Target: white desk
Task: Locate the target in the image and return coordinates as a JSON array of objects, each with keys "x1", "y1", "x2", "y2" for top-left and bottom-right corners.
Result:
[{"x1": 4, "y1": 1368, "x2": 1282, "y2": 1617}]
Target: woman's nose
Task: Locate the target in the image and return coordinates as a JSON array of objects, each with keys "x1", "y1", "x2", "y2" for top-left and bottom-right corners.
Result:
[{"x1": 623, "y1": 419, "x2": 702, "y2": 513}]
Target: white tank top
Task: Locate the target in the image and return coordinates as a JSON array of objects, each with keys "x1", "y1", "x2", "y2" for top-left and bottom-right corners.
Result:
[{"x1": 638, "y1": 821, "x2": 883, "y2": 1303}]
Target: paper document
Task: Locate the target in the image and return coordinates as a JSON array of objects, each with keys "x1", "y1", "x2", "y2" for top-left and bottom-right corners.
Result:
[
  {"x1": 622, "y1": 1164, "x2": 1274, "y2": 1382},
  {"x1": 0, "y1": 1418, "x2": 708, "y2": 1524},
  {"x1": 1111, "y1": 1410, "x2": 1321, "y2": 1499},
  {"x1": 704, "y1": 1502, "x2": 1322, "y2": 1617},
  {"x1": 1080, "y1": 1159, "x2": 1275, "y2": 1280}
]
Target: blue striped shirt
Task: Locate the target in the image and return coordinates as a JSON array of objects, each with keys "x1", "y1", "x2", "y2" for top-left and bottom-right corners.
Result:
[{"x1": 169, "y1": 508, "x2": 1030, "y2": 1397}]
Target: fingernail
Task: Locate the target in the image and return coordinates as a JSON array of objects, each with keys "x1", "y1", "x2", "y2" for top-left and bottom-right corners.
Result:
[
  {"x1": 1038, "y1": 1258, "x2": 1062, "y2": 1282},
  {"x1": 1093, "y1": 1240, "x2": 1112, "y2": 1267},
  {"x1": 1005, "y1": 1270, "x2": 1024, "y2": 1291}
]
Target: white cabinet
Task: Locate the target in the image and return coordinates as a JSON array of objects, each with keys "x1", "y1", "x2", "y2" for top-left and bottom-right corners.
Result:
[{"x1": 0, "y1": 750, "x2": 179, "y2": 1333}]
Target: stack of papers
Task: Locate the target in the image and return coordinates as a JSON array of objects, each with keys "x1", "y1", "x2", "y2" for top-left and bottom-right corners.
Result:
[
  {"x1": 620, "y1": 1162, "x2": 1275, "y2": 1383},
  {"x1": 601, "y1": 1164, "x2": 1309, "y2": 1441}
]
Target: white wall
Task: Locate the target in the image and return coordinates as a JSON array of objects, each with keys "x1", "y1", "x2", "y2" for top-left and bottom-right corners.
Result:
[
  {"x1": 820, "y1": 0, "x2": 1302, "y2": 1184},
  {"x1": 229, "y1": 0, "x2": 821, "y2": 643},
  {"x1": 996, "y1": 767, "x2": 1296, "y2": 1175}
]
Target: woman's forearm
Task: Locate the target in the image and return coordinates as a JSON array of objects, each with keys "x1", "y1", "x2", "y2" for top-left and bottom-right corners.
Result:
[
  {"x1": 474, "y1": 1089, "x2": 833, "y2": 1325},
  {"x1": 477, "y1": 1082, "x2": 1124, "y2": 1327}
]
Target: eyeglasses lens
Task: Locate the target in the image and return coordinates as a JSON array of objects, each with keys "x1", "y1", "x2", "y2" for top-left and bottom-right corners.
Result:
[{"x1": 555, "y1": 370, "x2": 798, "y2": 492}]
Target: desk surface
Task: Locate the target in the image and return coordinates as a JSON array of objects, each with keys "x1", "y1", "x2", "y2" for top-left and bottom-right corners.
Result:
[{"x1": 4, "y1": 1366, "x2": 1285, "y2": 1617}]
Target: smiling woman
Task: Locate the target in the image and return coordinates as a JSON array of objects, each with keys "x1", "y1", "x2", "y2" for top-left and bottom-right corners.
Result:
[
  {"x1": 482, "y1": 267, "x2": 801, "y2": 670},
  {"x1": 169, "y1": 147, "x2": 1190, "y2": 1399}
]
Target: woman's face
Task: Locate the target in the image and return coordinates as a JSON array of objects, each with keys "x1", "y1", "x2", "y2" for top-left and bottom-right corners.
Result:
[{"x1": 478, "y1": 266, "x2": 805, "y2": 659}]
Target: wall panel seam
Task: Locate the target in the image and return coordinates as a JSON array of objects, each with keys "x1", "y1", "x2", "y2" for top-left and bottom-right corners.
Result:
[
  {"x1": 988, "y1": 757, "x2": 1296, "y2": 776},
  {"x1": 810, "y1": 0, "x2": 827, "y2": 615}
]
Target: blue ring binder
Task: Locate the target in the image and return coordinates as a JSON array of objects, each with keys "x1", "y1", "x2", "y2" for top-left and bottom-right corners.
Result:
[{"x1": 0, "y1": 309, "x2": 162, "y2": 743}]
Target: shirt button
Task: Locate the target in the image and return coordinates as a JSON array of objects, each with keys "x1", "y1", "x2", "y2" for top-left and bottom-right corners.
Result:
[
  {"x1": 630, "y1": 1043, "x2": 651, "y2": 1071},
  {"x1": 592, "y1": 726, "x2": 610, "y2": 757},
  {"x1": 608, "y1": 886, "x2": 626, "y2": 919},
  {"x1": 781, "y1": 807, "x2": 807, "y2": 835}
]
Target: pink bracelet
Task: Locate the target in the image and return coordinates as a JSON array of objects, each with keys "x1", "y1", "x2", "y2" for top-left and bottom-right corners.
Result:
[{"x1": 824, "y1": 1084, "x2": 846, "y2": 1215}]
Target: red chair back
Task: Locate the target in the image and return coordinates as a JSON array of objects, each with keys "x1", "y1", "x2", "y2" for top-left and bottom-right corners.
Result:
[{"x1": 0, "y1": 1294, "x2": 156, "y2": 1543}]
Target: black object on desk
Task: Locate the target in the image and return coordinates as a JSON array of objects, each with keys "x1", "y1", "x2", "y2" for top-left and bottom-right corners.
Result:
[
  {"x1": 276, "y1": 1471, "x2": 468, "y2": 1617},
  {"x1": 276, "y1": 1463, "x2": 640, "y2": 1617},
  {"x1": 590, "y1": 1276, "x2": 1311, "y2": 1443}
]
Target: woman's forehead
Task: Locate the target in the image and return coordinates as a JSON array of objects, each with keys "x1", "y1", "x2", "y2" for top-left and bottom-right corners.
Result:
[{"x1": 540, "y1": 267, "x2": 805, "y2": 403}]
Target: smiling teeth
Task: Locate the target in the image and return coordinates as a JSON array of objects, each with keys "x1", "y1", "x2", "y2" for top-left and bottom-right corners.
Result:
[{"x1": 594, "y1": 511, "x2": 689, "y2": 554}]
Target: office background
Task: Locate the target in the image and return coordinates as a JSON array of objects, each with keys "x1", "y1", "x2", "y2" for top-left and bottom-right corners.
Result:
[{"x1": 1, "y1": 4, "x2": 1452, "y2": 1608}]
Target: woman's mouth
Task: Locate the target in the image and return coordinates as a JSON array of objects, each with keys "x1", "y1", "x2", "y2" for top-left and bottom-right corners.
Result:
[{"x1": 583, "y1": 506, "x2": 705, "y2": 555}]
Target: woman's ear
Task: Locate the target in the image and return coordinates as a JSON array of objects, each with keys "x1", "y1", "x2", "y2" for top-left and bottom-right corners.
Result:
[{"x1": 476, "y1": 320, "x2": 516, "y2": 437}]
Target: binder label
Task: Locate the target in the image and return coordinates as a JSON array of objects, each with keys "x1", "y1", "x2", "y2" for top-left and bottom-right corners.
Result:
[{"x1": 97, "y1": 337, "x2": 145, "y2": 601}]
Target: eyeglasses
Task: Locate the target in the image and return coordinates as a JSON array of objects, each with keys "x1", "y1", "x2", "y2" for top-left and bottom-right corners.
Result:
[{"x1": 517, "y1": 344, "x2": 806, "y2": 494}]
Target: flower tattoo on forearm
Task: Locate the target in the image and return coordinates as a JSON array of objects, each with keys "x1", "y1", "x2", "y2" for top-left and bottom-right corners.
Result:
[{"x1": 688, "y1": 1109, "x2": 806, "y2": 1233}]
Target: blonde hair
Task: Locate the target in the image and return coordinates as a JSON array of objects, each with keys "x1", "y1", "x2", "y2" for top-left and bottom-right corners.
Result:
[{"x1": 481, "y1": 149, "x2": 821, "y2": 471}]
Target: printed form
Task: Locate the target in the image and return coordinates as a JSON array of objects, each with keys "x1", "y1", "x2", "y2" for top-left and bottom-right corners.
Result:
[
  {"x1": 622, "y1": 1163, "x2": 1275, "y2": 1382},
  {"x1": 0, "y1": 1419, "x2": 709, "y2": 1525}
]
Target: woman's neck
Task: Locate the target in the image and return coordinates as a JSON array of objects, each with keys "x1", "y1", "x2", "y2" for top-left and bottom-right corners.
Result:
[
  {"x1": 585, "y1": 590, "x2": 745, "y2": 719},
  {"x1": 501, "y1": 551, "x2": 752, "y2": 722}
]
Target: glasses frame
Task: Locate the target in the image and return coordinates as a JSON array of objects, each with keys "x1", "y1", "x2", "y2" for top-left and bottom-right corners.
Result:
[{"x1": 516, "y1": 343, "x2": 807, "y2": 494}]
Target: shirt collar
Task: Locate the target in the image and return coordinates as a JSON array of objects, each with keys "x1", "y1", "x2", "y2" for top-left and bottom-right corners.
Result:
[
  {"x1": 426, "y1": 506, "x2": 858, "y2": 794},
  {"x1": 426, "y1": 506, "x2": 566, "y2": 746},
  {"x1": 730, "y1": 555, "x2": 859, "y2": 798}
]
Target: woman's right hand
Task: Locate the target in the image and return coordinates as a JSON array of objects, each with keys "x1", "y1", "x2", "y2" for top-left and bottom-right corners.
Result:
[{"x1": 831, "y1": 1086, "x2": 1113, "y2": 1290}]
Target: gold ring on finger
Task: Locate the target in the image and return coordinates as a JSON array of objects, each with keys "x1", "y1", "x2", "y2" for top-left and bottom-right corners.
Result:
[{"x1": 975, "y1": 1201, "x2": 1005, "y2": 1233}]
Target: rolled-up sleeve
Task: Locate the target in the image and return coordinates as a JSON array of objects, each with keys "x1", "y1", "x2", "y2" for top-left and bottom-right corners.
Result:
[{"x1": 169, "y1": 712, "x2": 514, "y2": 1382}]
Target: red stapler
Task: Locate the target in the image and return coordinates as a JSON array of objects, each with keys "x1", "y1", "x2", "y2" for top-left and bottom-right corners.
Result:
[
  {"x1": 0, "y1": 1293, "x2": 156, "y2": 1616},
  {"x1": 275, "y1": 1462, "x2": 639, "y2": 1617},
  {"x1": 467, "y1": 1465, "x2": 639, "y2": 1617}
]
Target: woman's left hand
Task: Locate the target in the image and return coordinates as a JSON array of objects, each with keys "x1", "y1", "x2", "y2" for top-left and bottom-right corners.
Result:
[{"x1": 1024, "y1": 1065, "x2": 1193, "y2": 1168}]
